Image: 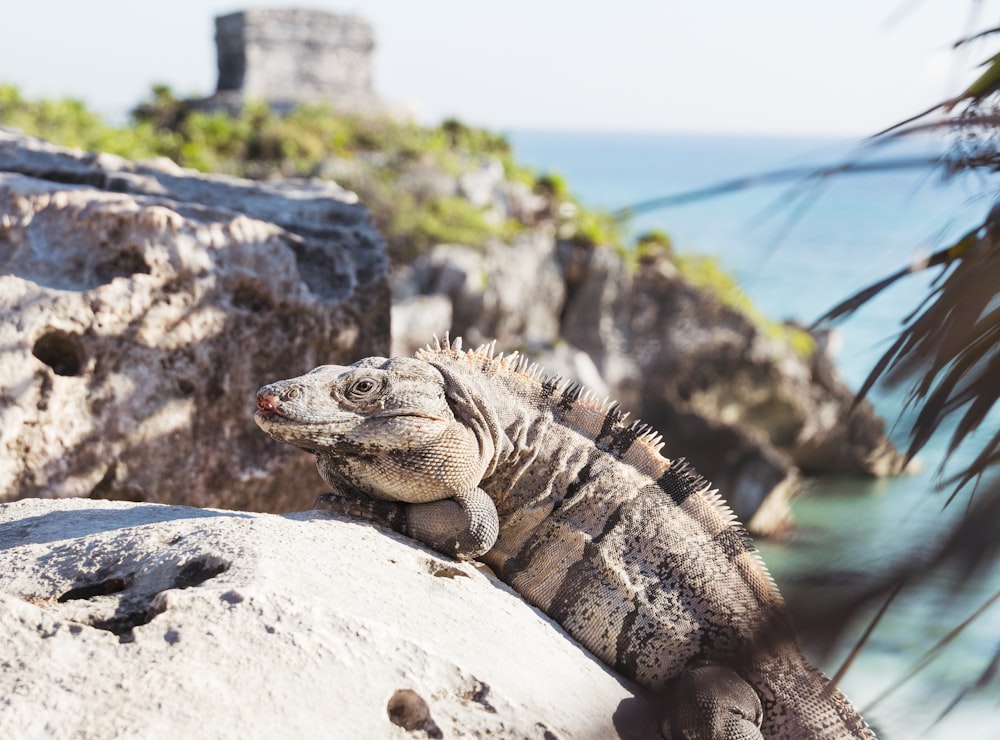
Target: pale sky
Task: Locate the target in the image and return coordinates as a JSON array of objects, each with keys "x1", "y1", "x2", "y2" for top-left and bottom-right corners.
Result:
[{"x1": 2, "y1": 1, "x2": 996, "y2": 136}]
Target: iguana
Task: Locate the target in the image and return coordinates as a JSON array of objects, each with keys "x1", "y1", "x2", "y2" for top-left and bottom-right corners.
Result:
[{"x1": 254, "y1": 336, "x2": 876, "y2": 739}]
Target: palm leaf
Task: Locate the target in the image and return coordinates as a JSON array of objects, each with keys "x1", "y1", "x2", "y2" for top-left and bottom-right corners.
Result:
[{"x1": 816, "y1": 217, "x2": 1000, "y2": 488}]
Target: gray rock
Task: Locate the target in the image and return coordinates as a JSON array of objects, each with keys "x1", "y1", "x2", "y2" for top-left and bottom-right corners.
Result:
[
  {"x1": 526, "y1": 342, "x2": 611, "y2": 401},
  {"x1": 0, "y1": 497, "x2": 657, "y2": 739},
  {"x1": 391, "y1": 294, "x2": 453, "y2": 357},
  {"x1": 457, "y1": 156, "x2": 506, "y2": 210},
  {"x1": 500, "y1": 180, "x2": 549, "y2": 225},
  {"x1": 394, "y1": 157, "x2": 460, "y2": 202},
  {"x1": 559, "y1": 245, "x2": 905, "y2": 527},
  {"x1": 392, "y1": 231, "x2": 565, "y2": 351},
  {"x1": 0, "y1": 130, "x2": 389, "y2": 512}
]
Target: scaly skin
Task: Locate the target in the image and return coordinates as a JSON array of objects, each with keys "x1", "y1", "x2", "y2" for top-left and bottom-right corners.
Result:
[{"x1": 254, "y1": 337, "x2": 876, "y2": 739}]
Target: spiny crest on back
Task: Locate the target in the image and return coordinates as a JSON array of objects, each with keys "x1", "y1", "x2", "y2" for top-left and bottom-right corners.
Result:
[
  {"x1": 421, "y1": 335, "x2": 782, "y2": 600},
  {"x1": 418, "y1": 335, "x2": 669, "y2": 474}
]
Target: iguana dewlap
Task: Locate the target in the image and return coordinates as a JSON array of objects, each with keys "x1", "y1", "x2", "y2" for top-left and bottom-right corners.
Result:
[{"x1": 254, "y1": 337, "x2": 876, "y2": 739}]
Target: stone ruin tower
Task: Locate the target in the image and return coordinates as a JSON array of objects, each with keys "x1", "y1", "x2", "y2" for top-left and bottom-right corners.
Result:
[{"x1": 214, "y1": 8, "x2": 377, "y2": 111}]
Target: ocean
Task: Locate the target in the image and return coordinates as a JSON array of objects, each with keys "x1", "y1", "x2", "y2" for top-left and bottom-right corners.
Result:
[{"x1": 508, "y1": 130, "x2": 999, "y2": 738}]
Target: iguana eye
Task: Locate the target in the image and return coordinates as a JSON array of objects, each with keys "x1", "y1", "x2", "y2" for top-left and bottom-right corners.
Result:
[{"x1": 345, "y1": 376, "x2": 381, "y2": 401}]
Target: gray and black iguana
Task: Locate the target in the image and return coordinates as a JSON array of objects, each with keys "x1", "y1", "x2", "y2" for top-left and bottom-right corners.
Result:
[{"x1": 254, "y1": 336, "x2": 875, "y2": 739}]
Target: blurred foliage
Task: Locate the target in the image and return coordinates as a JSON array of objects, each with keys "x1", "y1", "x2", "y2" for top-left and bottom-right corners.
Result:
[
  {"x1": 0, "y1": 83, "x2": 164, "y2": 158},
  {"x1": 0, "y1": 83, "x2": 534, "y2": 261},
  {"x1": 819, "y1": 25, "x2": 1000, "y2": 504},
  {"x1": 619, "y1": 229, "x2": 675, "y2": 271},
  {"x1": 533, "y1": 171, "x2": 570, "y2": 200},
  {"x1": 634, "y1": 228, "x2": 674, "y2": 254},
  {"x1": 808, "y1": 18, "x2": 1000, "y2": 724}
]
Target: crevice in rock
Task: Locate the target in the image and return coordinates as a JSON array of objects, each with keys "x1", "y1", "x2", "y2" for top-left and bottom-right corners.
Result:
[
  {"x1": 88, "y1": 463, "x2": 118, "y2": 500},
  {"x1": 462, "y1": 681, "x2": 496, "y2": 713},
  {"x1": 174, "y1": 554, "x2": 231, "y2": 589},
  {"x1": 90, "y1": 606, "x2": 162, "y2": 644},
  {"x1": 428, "y1": 564, "x2": 468, "y2": 579},
  {"x1": 232, "y1": 278, "x2": 276, "y2": 312},
  {"x1": 58, "y1": 576, "x2": 128, "y2": 603},
  {"x1": 32, "y1": 330, "x2": 85, "y2": 376}
]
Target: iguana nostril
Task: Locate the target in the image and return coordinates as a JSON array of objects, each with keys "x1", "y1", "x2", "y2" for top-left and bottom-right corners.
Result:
[{"x1": 256, "y1": 392, "x2": 279, "y2": 413}]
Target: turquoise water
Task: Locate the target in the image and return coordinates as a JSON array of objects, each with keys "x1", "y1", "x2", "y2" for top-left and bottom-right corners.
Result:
[{"x1": 509, "y1": 130, "x2": 999, "y2": 738}]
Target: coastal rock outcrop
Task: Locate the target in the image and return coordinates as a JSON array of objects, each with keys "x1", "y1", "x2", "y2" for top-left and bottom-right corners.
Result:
[
  {"x1": 0, "y1": 129, "x2": 388, "y2": 511},
  {"x1": 394, "y1": 237, "x2": 905, "y2": 532},
  {"x1": 0, "y1": 497, "x2": 656, "y2": 739},
  {"x1": 559, "y1": 246, "x2": 906, "y2": 518}
]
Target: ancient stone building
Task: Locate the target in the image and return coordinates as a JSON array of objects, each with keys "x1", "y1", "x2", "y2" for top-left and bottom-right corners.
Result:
[{"x1": 214, "y1": 9, "x2": 377, "y2": 111}]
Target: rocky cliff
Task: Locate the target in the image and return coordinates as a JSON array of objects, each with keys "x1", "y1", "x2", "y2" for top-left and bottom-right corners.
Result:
[
  {"x1": 0, "y1": 129, "x2": 388, "y2": 511},
  {"x1": 0, "y1": 122, "x2": 905, "y2": 533}
]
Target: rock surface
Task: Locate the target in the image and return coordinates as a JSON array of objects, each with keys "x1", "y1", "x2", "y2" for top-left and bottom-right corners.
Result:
[
  {"x1": 0, "y1": 497, "x2": 656, "y2": 739},
  {"x1": 0, "y1": 130, "x2": 389, "y2": 512},
  {"x1": 558, "y1": 247, "x2": 905, "y2": 482},
  {"x1": 392, "y1": 230, "x2": 565, "y2": 353}
]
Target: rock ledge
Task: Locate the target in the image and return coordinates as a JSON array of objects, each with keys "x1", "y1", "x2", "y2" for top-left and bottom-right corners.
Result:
[{"x1": 0, "y1": 498, "x2": 655, "y2": 739}]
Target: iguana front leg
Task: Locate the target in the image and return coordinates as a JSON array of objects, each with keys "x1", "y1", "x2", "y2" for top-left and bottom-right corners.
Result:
[
  {"x1": 663, "y1": 664, "x2": 764, "y2": 740},
  {"x1": 314, "y1": 487, "x2": 499, "y2": 560}
]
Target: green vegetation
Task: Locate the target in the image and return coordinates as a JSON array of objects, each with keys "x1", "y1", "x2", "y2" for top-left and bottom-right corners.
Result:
[
  {"x1": 635, "y1": 229, "x2": 673, "y2": 253},
  {"x1": 0, "y1": 83, "x2": 532, "y2": 260},
  {"x1": 0, "y1": 84, "x2": 163, "y2": 158},
  {"x1": 0, "y1": 82, "x2": 812, "y2": 357},
  {"x1": 532, "y1": 171, "x2": 569, "y2": 200},
  {"x1": 673, "y1": 253, "x2": 815, "y2": 357}
]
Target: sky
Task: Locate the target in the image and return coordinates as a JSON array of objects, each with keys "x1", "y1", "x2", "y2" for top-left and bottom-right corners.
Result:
[{"x1": 2, "y1": 1, "x2": 997, "y2": 137}]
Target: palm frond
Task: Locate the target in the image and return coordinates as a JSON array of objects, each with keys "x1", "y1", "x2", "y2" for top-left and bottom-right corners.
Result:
[{"x1": 815, "y1": 209, "x2": 1000, "y2": 488}]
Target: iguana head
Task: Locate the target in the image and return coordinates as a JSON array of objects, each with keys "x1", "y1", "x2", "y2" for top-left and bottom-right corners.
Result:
[{"x1": 255, "y1": 357, "x2": 485, "y2": 501}]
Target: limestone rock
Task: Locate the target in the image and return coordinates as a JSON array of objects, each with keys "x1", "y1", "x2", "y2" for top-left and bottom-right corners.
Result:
[
  {"x1": 457, "y1": 156, "x2": 507, "y2": 211},
  {"x1": 392, "y1": 231, "x2": 565, "y2": 352},
  {"x1": 558, "y1": 244, "x2": 905, "y2": 523},
  {"x1": 0, "y1": 130, "x2": 389, "y2": 511},
  {"x1": 391, "y1": 294, "x2": 453, "y2": 357},
  {"x1": 0, "y1": 498, "x2": 656, "y2": 739},
  {"x1": 527, "y1": 342, "x2": 611, "y2": 401}
]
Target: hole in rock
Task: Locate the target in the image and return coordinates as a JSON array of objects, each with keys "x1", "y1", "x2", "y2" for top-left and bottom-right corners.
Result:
[
  {"x1": 173, "y1": 555, "x2": 231, "y2": 589},
  {"x1": 232, "y1": 278, "x2": 275, "y2": 312},
  {"x1": 429, "y1": 564, "x2": 468, "y2": 579},
  {"x1": 32, "y1": 330, "x2": 85, "y2": 376},
  {"x1": 58, "y1": 576, "x2": 128, "y2": 603},
  {"x1": 387, "y1": 689, "x2": 442, "y2": 737},
  {"x1": 91, "y1": 603, "x2": 164, "y2": 644},
  {"x1": 96, "y1": 244, "x2": 151, "y2": 282}
]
